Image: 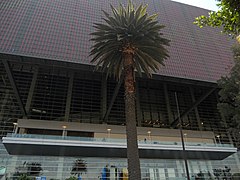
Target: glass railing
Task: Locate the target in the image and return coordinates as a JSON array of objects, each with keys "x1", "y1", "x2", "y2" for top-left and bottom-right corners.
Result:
[
  {"x1": 6, "y1": 133, "x2": 126, "y2": 143},
  {"x1": 5, "y1": 133, "x2": 234, "y2": 148}
]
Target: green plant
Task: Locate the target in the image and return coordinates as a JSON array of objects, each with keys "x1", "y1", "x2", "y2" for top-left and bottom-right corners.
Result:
[
  {"x1": 17, "y1": 174, "x2": 31, "y2": 180},
  {"x1": 194, "y1": 0, "x2": 240, "y2": 39},
  {"x1": 65, "y1": 176, "x2": 78, "y2": 180},
  {"x1": 233, "y1": 173, "x2": 240, "y2": 180},
  {"x1": 71, "y1": 159, "x2": 87, "y2": 176}
]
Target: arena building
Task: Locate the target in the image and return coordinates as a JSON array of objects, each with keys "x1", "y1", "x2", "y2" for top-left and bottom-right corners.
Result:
[{"x1": 0, "y1": 0, "x2": 239, "y2": 179}]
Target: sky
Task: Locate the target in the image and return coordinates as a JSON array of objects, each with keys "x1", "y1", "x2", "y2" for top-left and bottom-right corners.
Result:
[{"x1": 171, "y1": 0, "x2": 219, "y2": 11}]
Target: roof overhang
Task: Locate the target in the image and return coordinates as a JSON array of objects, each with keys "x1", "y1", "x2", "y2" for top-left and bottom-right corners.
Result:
[{"x1": 2, "y1": 136, "x2": 237, "y2": 160}]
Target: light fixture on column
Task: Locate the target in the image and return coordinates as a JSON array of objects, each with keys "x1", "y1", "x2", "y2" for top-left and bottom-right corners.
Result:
[
  {"x1": 62, "y1": 125, "x2": 67, "y2": 137},
  {"x1": 147, "y1": 130, "x2": 151, "y2": 141},
  {"x1": 183, "y1": 133, "x2": 187, "y2": 143},
  {"x1": 216, "y1": 135, "x2": 221, "y2": 144},
  {"x1": 13, "y1": 122, "x2": 18, "y2": 134},
  {"x1": 107, "y1": 128, "x2": 111, "y2": 138}
]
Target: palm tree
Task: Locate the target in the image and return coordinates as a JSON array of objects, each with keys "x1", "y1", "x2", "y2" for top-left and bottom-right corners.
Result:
[{"x1": 90, "y1": 1, "x2": 170, "y2": 179}]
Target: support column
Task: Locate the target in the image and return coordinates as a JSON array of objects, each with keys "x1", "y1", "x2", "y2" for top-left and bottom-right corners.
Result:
[
  {"x1": 135, "y1": 79, "x2": 142, "y2": 127},
  {"x1": 24, "y1": 66, "x2": 39, "y2": 118},
  {"x1": 64, "y1": 72, "x2": 74, "y2": 122},
  {"x1": 7, "y1": 156, "x2": 18, "y2": 178},
  {"x1": 163, "y1": 84, "x2": 173, "y2": 124},
  {"x1": 56, "y1": 157, "x2": 65, "y2": 179},
  {"x1": 101, "y1": 76, "x2": 107, "y2": 123},
  {"x1": 189, "y1": 87, "x2": 202, "y2": 131},
  {"x1": 19, "y1": 128, "x2": 26, "y2": 134}
]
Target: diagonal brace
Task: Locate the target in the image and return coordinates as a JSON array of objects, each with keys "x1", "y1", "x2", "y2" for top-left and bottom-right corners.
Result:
[
  {"x1": 2, "y1": 59, "x2": 27, "y2": 117},
  {"x1": 103, "y1": 78, "x2": 123, "y2": 123},
  {"x1": 171, "y1": 87, "x2": 216, "y2": 128}
]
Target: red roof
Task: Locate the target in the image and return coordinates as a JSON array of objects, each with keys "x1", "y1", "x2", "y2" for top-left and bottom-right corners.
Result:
[{"x1": 0, "y1": 0, "x2": 234, "y2": 82}]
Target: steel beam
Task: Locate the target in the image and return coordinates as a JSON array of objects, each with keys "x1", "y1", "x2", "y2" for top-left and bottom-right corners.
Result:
[
  {"x1": 2, "y1": 59, "x2": 27, "y2": 117},
  {"x1": 189, "y1": 87, "x2": 202, "y2": 131},
  {"x1": 103, "y1": 78, "x2": 123, "y2": 123},
  {"x1": 65, "y1": 72, "x2": 74, "y2": 122},
  {"x1": 171, "y1": 87, "x2": 216, "y2": 128},
  {"x1": 25, "y1": 66, "x2": 39, "y2": 117}
]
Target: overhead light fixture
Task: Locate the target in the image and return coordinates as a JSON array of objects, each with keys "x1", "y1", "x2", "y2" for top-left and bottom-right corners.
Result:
[{"x1": 32, "y1": 108, "x2": 46, "y2": 114}]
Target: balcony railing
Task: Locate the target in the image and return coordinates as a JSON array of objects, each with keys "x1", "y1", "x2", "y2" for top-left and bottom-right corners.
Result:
[{"x1": 5, "y1": 133, "x2": 234, "y2": 148}]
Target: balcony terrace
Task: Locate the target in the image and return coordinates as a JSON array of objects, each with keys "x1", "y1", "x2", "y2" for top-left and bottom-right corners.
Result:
[{"x1": 2, "y1": 133, "x2": 237, "y2": 160}]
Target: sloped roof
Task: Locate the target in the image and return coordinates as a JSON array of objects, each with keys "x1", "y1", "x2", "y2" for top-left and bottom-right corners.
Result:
[{"x1": 0, "y1": 0, "x2": 234, "y2": 82}]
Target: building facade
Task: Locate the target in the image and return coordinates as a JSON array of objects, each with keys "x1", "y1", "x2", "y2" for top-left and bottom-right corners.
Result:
[{"x1": 0, "y1": 0, "x2": 239, "y2": 179}]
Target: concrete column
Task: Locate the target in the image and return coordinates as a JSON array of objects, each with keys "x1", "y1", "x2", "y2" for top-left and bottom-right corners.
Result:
[
  {"x1": 7, "y1": 156, "x2": 18, "y2": 179},
  {"x1": 56, "y1": 157, "x2": 65, "y2": 179},
  {"x1": 64, "y1": 72, "x2": 74, "y2": 122},
  {"x1": 233, "y1": 153, "x2": 240, "y2": 172},
  {"x1": 19, "y1": 128, "x2": 26, "y2": 134}
]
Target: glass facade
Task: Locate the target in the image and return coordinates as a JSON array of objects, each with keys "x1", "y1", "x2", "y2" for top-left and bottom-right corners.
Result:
[
  {"x1": 0, "y1": 57, "x2": 232, "y2": 144},
  {"x1": 1, "y1": 143, "x2": 240, "y2": 179},
  {"x1": 0, "y1": 56, "x2": 239, "y2": 179}
]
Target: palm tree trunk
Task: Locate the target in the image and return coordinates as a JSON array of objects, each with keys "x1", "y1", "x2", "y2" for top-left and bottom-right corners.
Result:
[{"x1": 123, "y1": 53, "x2": 141, "y2": 180}]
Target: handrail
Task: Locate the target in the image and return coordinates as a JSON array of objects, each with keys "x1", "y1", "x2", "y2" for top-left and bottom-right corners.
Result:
[{"x1": 5, "y1": 133, "x2": 234, "y2": 148}]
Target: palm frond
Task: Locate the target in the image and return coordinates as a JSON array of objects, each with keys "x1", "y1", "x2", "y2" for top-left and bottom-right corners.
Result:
[{"x1": 90, "y1": 0, "x2": 170, "y2": 80}]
